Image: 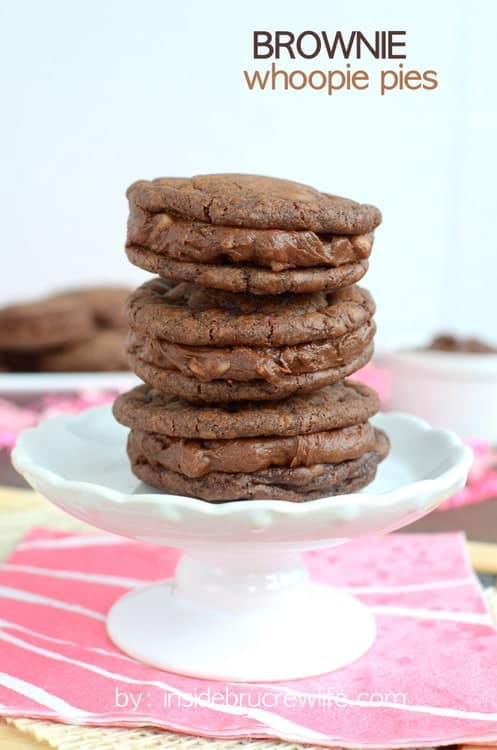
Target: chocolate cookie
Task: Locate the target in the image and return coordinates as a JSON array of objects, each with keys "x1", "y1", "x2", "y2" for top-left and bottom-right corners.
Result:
[
  {"x1": 113, "y1": 380, "x2": 380, "y2": 440},
  {"x1": 127, "y1": 319, "x2": 375, "y2": 382},
  {"x1": 48, "y1": 287, "x2": 131, "y2": 330},
  {"x1": 0, "y1": 298, "x2": 94, "y2": 351},
  {"x1": 126, "y1": 279, "x2": 375, "y2": 347},
  {"x1": 127, "y1": 205, "x2": 374, "y2": 270},
  {"x1": 127, "y1": 429, "x2": 389, "y2": 501},
  {"x1": 38, "y1": 330, "x2": 128, "y2": 372},
  {"x1": 127, "y1": 342, "x2": 373, "y2": 401},
  {"x1": 126, "y1": 245, "x2": 368, "y2": 294},
  {"x1": 127, "y1": 174, "x2": 382, "y2": 234}
]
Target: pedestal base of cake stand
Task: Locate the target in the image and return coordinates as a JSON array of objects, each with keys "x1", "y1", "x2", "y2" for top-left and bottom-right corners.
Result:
[{"x1": 106, "y1": 549, "x2": 376, "y2": 682}]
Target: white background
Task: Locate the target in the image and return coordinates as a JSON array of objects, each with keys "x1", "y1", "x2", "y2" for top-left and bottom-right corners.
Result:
[{"x1": 0, "y1": 0, "x2": 495, "y2": 348}]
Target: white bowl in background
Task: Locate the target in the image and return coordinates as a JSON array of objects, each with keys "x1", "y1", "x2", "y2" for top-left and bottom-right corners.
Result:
[{"x1": 383, "y1": 349, "x2": 497, "y2": 442}]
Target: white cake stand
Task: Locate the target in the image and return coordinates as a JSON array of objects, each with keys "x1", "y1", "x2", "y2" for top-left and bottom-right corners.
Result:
[{"x1": 12, "y1": 406, "x2": 472, "y2": 682}]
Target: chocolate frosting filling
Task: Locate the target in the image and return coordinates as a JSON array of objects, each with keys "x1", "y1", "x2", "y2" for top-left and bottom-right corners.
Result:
[
  {"x1": 128, "y1": 422, "x2": 379, "y2": 478},
  {"x1": 126, "y1": 205, "x2": 374, "y2": 271},
  {"x1": 126, "y1": 319, "x2": 375, "y2": 383}
]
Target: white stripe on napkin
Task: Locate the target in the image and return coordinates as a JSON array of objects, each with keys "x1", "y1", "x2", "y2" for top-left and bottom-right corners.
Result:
[
  {"x1": 252, "y1": 684, "x2": 497, "y2": 723},
  {"x1": 0, "y1": 618, "x2": 134, "y2": 662},
  {"x1": 0, "y1": 672, "x2": 91, "y2": 720},
  {"x1": 17, "y1": 535, "x2": 128, "y2": 551},
  {"x1": 345, "y1": 576, "x2": 475, "y2": 594},
  {"x1": 371, "y1": 604, "x2": 493, "y2": 625},
  {"x1": 0, "y1": 630, "x2": 328, "y2": 742},
  {"x1": 1, "y1": 564, "x2": 146, "y2": 588},
  {"x1": 0, "y1": 585, "x2": 105, "y2": 621}
]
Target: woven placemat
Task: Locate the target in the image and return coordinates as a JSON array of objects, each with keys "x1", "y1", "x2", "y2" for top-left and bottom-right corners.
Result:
[
  {"x1": 4, "y1": 720, "x2": 335, "y2": 750},
  {"x1": 0, "y1": 487, "x2": 98, "y2": 560},
  {"x1": 0, "y1": 488, "x2": 494, "y2": 750}
]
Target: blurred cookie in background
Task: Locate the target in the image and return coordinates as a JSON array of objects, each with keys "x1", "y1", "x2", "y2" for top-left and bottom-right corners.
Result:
[
  {"x1": 426, "y1": 333, "x2": 497, "y2": 354},
  {"x1": 38, "y1": 330, "x2": 128, "y2": 372},
  {"x1": 0, "y1": 297, "x2": 94, "y2": 352},
  {"x1": 0, "y1": 286, "x2": 131, "y2": 372},
  {"x1": 48, "y1": 287, "x2": 130, "y2": 331}
]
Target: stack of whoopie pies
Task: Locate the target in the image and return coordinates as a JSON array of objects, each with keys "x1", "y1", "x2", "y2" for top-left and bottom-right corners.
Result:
[{"x1": 113, "y1": 174, "x2": 389, "y2": 502}]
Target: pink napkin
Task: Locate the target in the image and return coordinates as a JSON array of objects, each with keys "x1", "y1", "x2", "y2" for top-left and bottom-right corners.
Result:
[
  {"x1": 448, "y1": 438, "x2": 497, "y2": 509},
  {"x1": 0, "y1": 391, "x2": 116, "y2": 450},
  {"x1": 0, "y1": 529, "x2": 497, "y2": 747}
]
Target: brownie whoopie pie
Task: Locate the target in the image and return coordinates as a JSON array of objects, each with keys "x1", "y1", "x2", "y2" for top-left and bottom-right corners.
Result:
[
  {"x1": 124, "y1": 278, "x2": 376, "y2": 401},
  {"x1": 113, "y1": 381, "x2": 388, "y2": 501},
  {"x1": 125, "y1": 174, "x2": 381, "y2": 295}
]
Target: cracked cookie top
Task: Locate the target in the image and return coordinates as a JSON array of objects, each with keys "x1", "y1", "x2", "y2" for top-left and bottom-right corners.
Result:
[
  {"x1": 125, "y1": 277, "x2": 375, "y2": 347},
  {"x1": 113, "y1": 380, "x2": 380, "y2": 439},
  {"x1": 126, "y1": 174, "x2": 382, "y2": 234}
]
